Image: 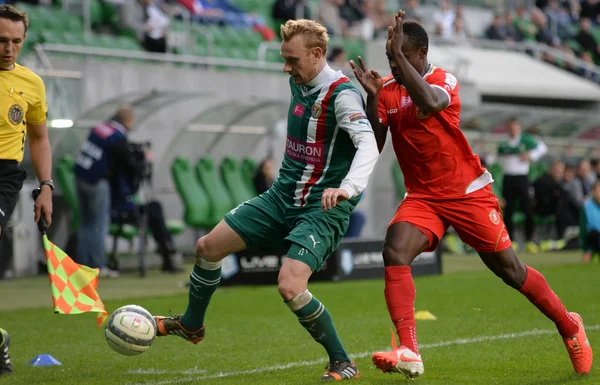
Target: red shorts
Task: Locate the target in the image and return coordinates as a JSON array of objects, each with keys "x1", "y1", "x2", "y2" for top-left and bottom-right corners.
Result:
[{"x1": 389, "y1": 185, "x2": 512, "y2": 253}]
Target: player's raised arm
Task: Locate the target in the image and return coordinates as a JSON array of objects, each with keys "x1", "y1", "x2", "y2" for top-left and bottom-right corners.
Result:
[
  {"x1": 321, "y1": 88, "x2": 379, "y2": 211},
  {"x1": 349, "y1": 56, "x2": 387, "y2": 153},
  {"x1": 386, "y1": 11, "x2": 449, "y2": 115}
]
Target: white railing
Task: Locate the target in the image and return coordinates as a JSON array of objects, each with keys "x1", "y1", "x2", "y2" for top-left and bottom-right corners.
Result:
[
  {"x1": 432, "y1": 37, "x2": 600, "y2": 81},
  {"x1": 38, "y1": 43, "x2": 284, "y2": 71}
]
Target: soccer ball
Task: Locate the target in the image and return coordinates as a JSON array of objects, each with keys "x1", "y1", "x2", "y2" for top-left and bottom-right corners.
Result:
[{"x1": 105, "y1": 305, "x2": 157, "y2": 356}]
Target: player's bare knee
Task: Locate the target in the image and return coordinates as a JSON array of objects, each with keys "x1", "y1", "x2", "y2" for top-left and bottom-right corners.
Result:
[
  {"x1": 382, "y1": 241, "x2": 412, "y2": 266},
  {"x1": 277, "y1": 278, "x2": 305, "y2": 301},
  {"x1": 194, "y1": 236, "x2": 221, "y2": 263},
  {"x1": 502, "y1": 261, "x2": 527, "y2": 288},
  {"x1": 493, "y1": 252, "x2": 527, "y2": 288}
]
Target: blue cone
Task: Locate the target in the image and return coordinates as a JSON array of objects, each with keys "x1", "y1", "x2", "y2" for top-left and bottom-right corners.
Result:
[{"x1": 29, "y1": 354, "x2": 62, "y2": 367}]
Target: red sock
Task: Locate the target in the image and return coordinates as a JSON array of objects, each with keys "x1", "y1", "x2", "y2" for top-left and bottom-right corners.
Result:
[
  {"x1": 384, "y1": 266, "x2": 419, "y2": 354},
  {"x1": 518, "y1": 265, "x2": 579, "y2": 338}
]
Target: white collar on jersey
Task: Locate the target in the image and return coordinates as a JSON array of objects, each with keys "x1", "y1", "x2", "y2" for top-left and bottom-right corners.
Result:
[
  {"x1": 300, "y1": 64, "x2": 341, "y2": 96},
  {"x1": 307, "y1": 64, "x2": 335, "y2": 87}
]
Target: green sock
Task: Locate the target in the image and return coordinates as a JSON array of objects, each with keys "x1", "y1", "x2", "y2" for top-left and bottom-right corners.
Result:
[
  {"x1": 181, "y1": 262, "x2": 221, "y2": 331},
  {"x1": 287, "y1": 291, "x2": 350, "y2": 363}
]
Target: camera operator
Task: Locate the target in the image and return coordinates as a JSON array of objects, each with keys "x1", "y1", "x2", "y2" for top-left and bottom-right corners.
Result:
[
  {"x1": 113, "y1": 140, "x2": 183, "y2": 274},
  {"x1": 74, "y1": 105, "x2": 141, "y2": 277}
]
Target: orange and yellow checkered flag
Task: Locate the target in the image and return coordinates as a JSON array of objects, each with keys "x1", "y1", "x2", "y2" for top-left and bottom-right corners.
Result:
[{"x1": 43, "y1": 234, "x2": 108, "y2": 327}]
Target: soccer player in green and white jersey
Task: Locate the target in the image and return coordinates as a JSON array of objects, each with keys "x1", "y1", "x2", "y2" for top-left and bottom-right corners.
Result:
[{"x1": 155, "y1": 19, "x2": 379, "y2": 381}]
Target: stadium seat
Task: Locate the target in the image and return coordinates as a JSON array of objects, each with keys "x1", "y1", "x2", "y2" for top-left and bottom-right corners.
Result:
[
  {"x1": 221, "y1": 157, "x2": 256, "y2": 205},
  {"x1": 240, "y1": 158, "x2": 258, "y2": 196},
  {"x1": 488, "y1": 163, "x2": 504, "y2": 198},
  {"x1": 171, "y1": 157, "x2": 213, "y2": 228},
  {"x1": 391, "y1": 162, "x2": 406, "y2": 201},
  {"x1": 195, "y1": 157, "x2": 235, "y2": 225}
]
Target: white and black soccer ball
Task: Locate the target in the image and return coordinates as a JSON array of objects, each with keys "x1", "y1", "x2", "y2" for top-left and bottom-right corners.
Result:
[{"x1": 105, "y1": 305, "x2": 157, "y2": 356}]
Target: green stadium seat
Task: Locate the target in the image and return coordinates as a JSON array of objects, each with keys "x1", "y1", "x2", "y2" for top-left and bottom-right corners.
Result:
[
  {"x1": 55, "y1": 155, "x2": 79, "y2": 232},
  {"x1": 391, "y1": 162, "x2": 406, "y2": 201},
  {"x1": 40, "y1": 30, "x2": 62, "y2": 44},
  {"x1": 109, "y1": 222, "x2": 138, "y2": 240},
  {"x1": 89, "y1": 0, "x2": 104, "y2": 26},
  {"x1": 195, "y1": 157, "x2": 235, "y2": 225},
  {"x1": 488, "y1": 163, "x2": 503, "y2": 198},
  {"x1": 266, "y1": 49, "x2": 283, "y2": 63},
  {"x1": 241, "y1": 47, "x2": 259, "y2": 61},
  {"x1": 62, "y1": 32, "x2": 85, "y2": 46},
  {"x1": 64, "y1": 16, "x2": 84, "y2": 34},
  {"x1": 240, "y1": 158, "x2": 258, "y2": 195},
  {"x1": 171, "y1": 157, "x2": 213, "y2": 228},
  {"x1": 221, "y1": 157, "x2": 256, "y2": 205}
]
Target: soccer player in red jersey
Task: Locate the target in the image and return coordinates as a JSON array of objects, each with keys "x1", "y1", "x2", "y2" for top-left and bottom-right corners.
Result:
[{"x1": 350, "y1": 10, "x2": 593, "y2": 379}]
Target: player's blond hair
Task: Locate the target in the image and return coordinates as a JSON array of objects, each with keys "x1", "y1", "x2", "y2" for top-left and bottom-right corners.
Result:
[
  {"x1": 0, "y1": 5, "x2": 29, "y2": 32},
  {"x1": 280, "y1": 19, "x2": 329, "y2": 55}
]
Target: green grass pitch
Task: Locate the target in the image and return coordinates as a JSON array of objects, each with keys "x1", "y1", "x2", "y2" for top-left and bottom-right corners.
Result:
[{"x1": 0, "y1": 251, "x2": 598, "y2": 385}]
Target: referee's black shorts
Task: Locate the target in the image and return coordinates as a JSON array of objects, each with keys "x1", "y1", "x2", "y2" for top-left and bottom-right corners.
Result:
[{"x1": 0, "y1": 160, "x2": 27, "y2": 231}]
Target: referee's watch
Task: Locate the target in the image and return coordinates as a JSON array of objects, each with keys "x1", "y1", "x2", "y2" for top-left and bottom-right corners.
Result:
[{"x1": 40, "y1": 179, "x2": 55, "y2": 191}]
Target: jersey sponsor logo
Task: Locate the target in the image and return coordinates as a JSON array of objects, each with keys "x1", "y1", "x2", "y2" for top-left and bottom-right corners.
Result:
[
  {"x1": 502, "y1": 233, "x2": 510, "y2": 243},
  {"x1": 311, "y1": 103, "x2": 323, "y2": 119},
  {"x1": 286, "y1": 136, "x2": 324, "y2": 165},
  {"x1": 445, "y1": 73, "x2": 457, "y2": 90},
  {"x1": 400, "y1": 96, "x2": 412, "y2": 108},
  {"x1": 387, "y1": 108, "x2": 398, "y2": 115},
  {"x1": 292, "y1": 103, "x2": 305, "y2": 117},
  {"x1": 349, "y1": 112, "x2": 367, "y2": 122},
  {"x1": 7, "y1": 104, "x2": 24, "y2": 125},
  {"x1": 489, "y1": 209, "x2": 500, "y2": 225}
]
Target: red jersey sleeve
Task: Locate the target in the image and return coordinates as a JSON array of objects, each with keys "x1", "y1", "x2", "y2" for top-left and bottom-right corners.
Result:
[{"x1": 426, "y1": 69, "x2": 459, "y2": 108}]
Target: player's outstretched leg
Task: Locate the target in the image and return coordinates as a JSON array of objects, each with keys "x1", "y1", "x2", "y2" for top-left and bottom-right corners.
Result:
[
  {"x1": 372, "y1": 222, "x2": 429, "y2": 379},
  {"x1": 479, "y1": 247, "x2": 593, "y2": 374},
  {"x1": 0, "y1": 328, "x2": 12, "y2": 375},
  {"x1": 155, "y1": 221, "x2": 246, "y2": 344},
  {"x1": 279, "y1": 258, "x2": 359, "y2": 381}
]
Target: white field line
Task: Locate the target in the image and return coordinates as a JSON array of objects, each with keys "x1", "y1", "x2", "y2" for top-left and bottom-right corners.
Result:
[{"x1": 126, "y1": 324, "x2": 600, "y2": 385}]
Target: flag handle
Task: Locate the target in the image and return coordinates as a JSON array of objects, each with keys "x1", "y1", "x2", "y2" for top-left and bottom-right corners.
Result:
[{"x1": 31, "y1": 188, "x2": 48, "y2": 234}]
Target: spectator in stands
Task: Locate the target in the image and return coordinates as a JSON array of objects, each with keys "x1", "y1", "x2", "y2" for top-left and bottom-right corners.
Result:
[
  {"x1": 575, "y1": 18, "x2": 600, "y2": 60},
  {"x1": 580, "y1": 180, "x2": 600, "y2": 263},
  {"x1": 74, "y1": 105, "x2": 138, "y2": 277},
  {"x1": 253, "y1": 158, "x2": 275, "y2": 195},
  {"x1": 328, "y1": 46, "x2": 349, "y2": 67},
  {"x1": 180, "y1": 0, "x2": 271, "y2": 36},
  {"x1": 566, "y1": 0, "x2": 581, "y2": 21},
  {"x1": 486, "y1": 14, "x2": 508, "y2": 40},
  {"x1": 454, "y1": 4, "x2": 471, "y2": 39},
  {"x1": 140, "y1": 0, "x2": 170, "y2": 53},
  {"x1": 544, "y1": 0, "x2": 573, "y2": 40},
  {"x1": 272, "y1": 0, "x2": 311, "y2": 24},
  {"x1": 531, "y1": 7, "x2": 559, "y2": 47},
  {"x1": 319, "y1": 0, "x2": 346, "y2": 37},
  {"x1": 404, "y1": 0, "x2": 423, "y2": 23},
  {"x1": 558, "y1": 41, "x2": 578, "y2": 72},
  {"x1": 580, "y1": 0, "x2": 600, "y2": 24},
  {"x1": 514, "y1": 6, "x2": 538, "y2": 40},
  {"x1": 591, "y1": 158, "x2": 600, "y2": 179},
  {"x1": 564, "y1": 163, "x2": 585, "y2": 208},
  {"x1": 497, "y1": 117, "x2": 548, "y2": 253},
  {"x1": 433, "y1": 0, "x2": 455, "y2": 39},
  {"x1": 340, "y1": 0, "x2": 366, "y2": 30},
  {"x1": 579, "y1": 51, "x2": 600, "y2": 81},
  {"x1": 359, "y1": 0, "x2": 393, "y2": 39},
  {"x1": 577, "y1": 159, "x2": 595, "y2": 197},
  {"x1": 534, "y1": 160, "x2": 579, "y2": 239}
]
